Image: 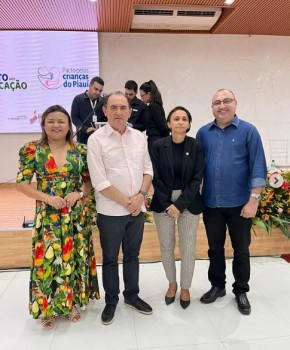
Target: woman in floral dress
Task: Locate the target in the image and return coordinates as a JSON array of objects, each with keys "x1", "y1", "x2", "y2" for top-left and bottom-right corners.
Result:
[{"x1": 16, "y1": 105, "x2": 99, "y2": 330}]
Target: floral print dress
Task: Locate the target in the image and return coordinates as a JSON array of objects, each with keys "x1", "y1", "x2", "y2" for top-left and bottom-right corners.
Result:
[{"x1": 17, "y1": 141, "x2": 99, "y2": 320}]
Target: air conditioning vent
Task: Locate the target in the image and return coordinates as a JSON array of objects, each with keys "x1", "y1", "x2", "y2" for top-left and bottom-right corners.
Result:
[
  {"x1": 131, "y1": 6, "x2": 222, "y2": 31},
  {"x1": 135, "y1": 9, "x2": 174, "y2": 16},
  {"x1": 177, "y1": 10, "x2": 216, "y2": 17}
]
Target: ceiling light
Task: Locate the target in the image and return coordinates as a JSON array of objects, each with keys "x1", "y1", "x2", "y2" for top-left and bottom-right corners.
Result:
[{"x1": 224, "y1": 0, "x2": 235, "y2": 4}]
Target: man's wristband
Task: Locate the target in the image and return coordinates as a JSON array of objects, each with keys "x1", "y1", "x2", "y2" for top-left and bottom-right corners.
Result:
[
  {"x1": 139, "y1": 190, "x2": 147, "y2": 197},
  {"x1": 250, "y1": 193, "x2": 261, "y2": 201}
]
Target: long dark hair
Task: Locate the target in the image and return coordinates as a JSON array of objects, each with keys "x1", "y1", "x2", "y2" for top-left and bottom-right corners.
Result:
[
  {"x1": 37, "y1": 105, "x2": 74, "y2": 146},
  {"x1": 140, "y1": 80, "x2": 163, "y2": 106}
]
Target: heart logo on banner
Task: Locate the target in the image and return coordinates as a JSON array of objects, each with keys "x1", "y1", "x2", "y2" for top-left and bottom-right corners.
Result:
[{"x1": 38, "y1": 67, "x2": 62, "y2": 89}]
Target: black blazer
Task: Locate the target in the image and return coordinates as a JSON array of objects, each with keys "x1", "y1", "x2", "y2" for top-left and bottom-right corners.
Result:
[
  {"x1": 150, "y1": 135, "x2": 204, "y2": 215},
  {"x1": 146, "y1": 102, "x2": 169, "y2": 153}
]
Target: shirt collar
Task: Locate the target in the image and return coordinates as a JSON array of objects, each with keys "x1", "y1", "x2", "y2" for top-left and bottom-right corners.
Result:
[
  {"x1": 105, "y1": 122, "x2": 131, "y2": 136},
  {"x1": 208, "y1": 114, "x2": 239, "y2": 130},
  {"x1": 130, "y1": 96, "x2": 138, "y2": 104}
]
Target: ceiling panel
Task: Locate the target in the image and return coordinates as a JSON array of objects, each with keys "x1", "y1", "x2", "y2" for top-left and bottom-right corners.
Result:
[{"x1": 0, "y1": 0, "x2": 290, "y2": 36}]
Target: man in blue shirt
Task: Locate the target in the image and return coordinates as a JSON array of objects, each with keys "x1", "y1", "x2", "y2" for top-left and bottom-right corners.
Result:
[{"x1": 196, "y1": 89, "x2": 267, "y2": 315}]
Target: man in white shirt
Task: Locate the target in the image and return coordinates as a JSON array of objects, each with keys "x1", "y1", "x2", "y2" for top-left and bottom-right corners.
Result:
[{"x1": 87, "y1": 91, "x2": 153, "y2": 325}]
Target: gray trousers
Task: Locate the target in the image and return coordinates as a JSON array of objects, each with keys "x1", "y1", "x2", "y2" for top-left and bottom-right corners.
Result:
[{"x1": 153, "y1": 190, "x2": 199, "y2": 289}]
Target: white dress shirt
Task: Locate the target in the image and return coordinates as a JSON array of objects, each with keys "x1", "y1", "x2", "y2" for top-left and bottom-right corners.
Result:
[{"x1": 87, "y1": 124, "x2": 153, "y2": 216}]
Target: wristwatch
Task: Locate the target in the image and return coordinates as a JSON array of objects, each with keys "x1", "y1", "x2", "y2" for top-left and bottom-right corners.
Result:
[
  {"x1": 139, "y1": 190, "x2": 147, "y2": 197},
  {"x1": 250, "y1": 193, "x2": 261, "y2": 201}
]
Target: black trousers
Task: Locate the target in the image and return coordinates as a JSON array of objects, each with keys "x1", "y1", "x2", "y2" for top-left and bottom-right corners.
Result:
[
  {"x1": 203, "y1": 206, "x2": 252, "y2": 295},
  {"x1": 97, "y1": 213, "x2": 144, "y2": 305}
]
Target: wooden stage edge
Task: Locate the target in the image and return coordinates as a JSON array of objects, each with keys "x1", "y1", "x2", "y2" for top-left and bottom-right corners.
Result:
[
  {"x1": 1, "y1": 223, "x2": 290, "y2": 270},
  {"x1": 1, "y1": 182, "x2": 290, "y2": 269}
]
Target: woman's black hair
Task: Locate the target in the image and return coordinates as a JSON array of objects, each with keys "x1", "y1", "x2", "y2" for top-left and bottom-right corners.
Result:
[
  {"x1": 139, "y1": 80, "x2": 163, "y2": 106},
  {"x1": 166, "y1": 106, "x2": 192, "y2": 133}
]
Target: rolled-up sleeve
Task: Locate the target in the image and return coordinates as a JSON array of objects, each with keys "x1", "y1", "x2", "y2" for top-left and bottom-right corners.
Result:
[
  {"x1": 248, "y1": 126, "x2": 267, "y2": 188},
  {"x1": 143, "y1": 135, "x2": 153, "y2": 177},
  {"x1": 87, "y1": 135, "x2": 112, "y2": 192}
]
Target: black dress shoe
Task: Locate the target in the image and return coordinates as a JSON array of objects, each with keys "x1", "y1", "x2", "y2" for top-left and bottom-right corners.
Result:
[
  {"x1": 235, "y1": 293, "x2": 251, "y2": 315},
  {"x1": 180, "y1": 298, "x2": 190, "y2": 309},
  {"x1": 101, "y1": 304, "x2": 116, "y2": 325},
  {"x1": 200, "y1": 286, "x2": 226, "y2": 304},
  {"x1": 125, "y1": 297, "x2": 153, "y2": 315}
]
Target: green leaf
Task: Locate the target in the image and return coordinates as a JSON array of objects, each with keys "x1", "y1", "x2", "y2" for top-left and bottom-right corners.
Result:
[
  {"x1": 44, "y1": 266, "x2": 52, "y2": 279},
  {"x1": 252, "y1": 218, "x2": 271, "y2": 234},
  {"x1": 279, "y1": 225, "x2": 290, "y2": 239}
]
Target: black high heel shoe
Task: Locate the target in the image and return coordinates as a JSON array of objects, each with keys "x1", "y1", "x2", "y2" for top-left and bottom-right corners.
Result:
[
  {"x1": 180, "y1": 289, "x2": 190, "y2": 309},
  {"x1": 165, "y1": 283, "x2": 177, "y2": 305},
  {"x1": 180, "y1": 298, "x2": 190, "y2": 309},
  {"x1": 165, "y1": 293, "x2": 176, "y2": 305}
]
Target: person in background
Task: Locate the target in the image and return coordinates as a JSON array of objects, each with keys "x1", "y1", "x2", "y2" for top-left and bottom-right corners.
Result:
[
  {"x1": 16, "y1": 105, "x2": 99, "y2": 330},
  {"x1": 150, "y1": 106, "x2": 204, "y2": 309},
  {"x1": 139, "y1": 80, "x2": 169, "y2": 154},
  {"x1": 87, "y1": 92, "x2": 153, "y2": 325},
  {"x1": 71, "y1": 76, "x2": 106, "y2": 144},
  {"x1": 196, "y1": 89, "x2": 267, "y2": 315},
  {"x1": 124, "y1": 80, "x2": 148, "y2": 132}
]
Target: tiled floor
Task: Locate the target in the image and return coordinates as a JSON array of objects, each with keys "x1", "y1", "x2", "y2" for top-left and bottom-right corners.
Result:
[{"x1": 1, "y1": 257, "x2": 290, "y2": 350}]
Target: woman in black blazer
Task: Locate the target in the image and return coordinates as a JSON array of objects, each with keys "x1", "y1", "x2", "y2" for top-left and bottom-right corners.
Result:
[
  {"x1": 150, "y1": 106, "x2": 204, "y2": 309},
  {"x1": 139, "y1": 80, "x2": 169, "y2": 154}
]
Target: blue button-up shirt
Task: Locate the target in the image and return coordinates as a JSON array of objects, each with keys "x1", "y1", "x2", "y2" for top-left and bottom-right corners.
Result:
[{"x1": 196, "y1": 115, "x2": 267, "y2": 208}]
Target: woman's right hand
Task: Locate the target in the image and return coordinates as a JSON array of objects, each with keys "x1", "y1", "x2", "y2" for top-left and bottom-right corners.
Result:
[
  {"x1": 166, "y1": 204, "x2": 180, "y2": 220},
  {"x1": 46, "y1": 195, "x2": 67, "y2": 210}
]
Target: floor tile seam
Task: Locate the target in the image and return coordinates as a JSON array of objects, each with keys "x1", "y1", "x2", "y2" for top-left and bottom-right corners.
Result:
[
  {"x1": 261, "y1": 294, "x2": 290, "y2": 325},
  {"x1": 221, "y1": 334, "x2": 290, "y2": 344},
  {"x1": 49, "y1": 326, "x2": 58, "y2": 350},
  {"x1": 125, "y1": 306, "x2": 138, "y2": 350},
  {"x1": 137, "y1": 339, "x2": 225, "y2": 350},
  {"x1": 0, "y1": 278, "x2": 14, "y2": 298},
  {"x1": 200, "y1": 301, "x2": 228, "y2": 344}
]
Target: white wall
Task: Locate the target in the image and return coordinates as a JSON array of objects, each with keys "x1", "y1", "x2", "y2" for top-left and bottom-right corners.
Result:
[{"x1": 1, "y1": 33, "x2": 290, "y2": 182}]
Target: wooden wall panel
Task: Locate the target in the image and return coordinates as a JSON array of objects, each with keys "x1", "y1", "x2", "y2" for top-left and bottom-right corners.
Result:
[
  {"x1": 1, "y1": 183, "x2": 289, "y2": 269},
  {"x1": 1, "y1": 225, "x2": 290, "y2": 270}
]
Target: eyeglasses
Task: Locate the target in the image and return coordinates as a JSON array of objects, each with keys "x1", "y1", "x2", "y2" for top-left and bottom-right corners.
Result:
[
  {"x1": 212, "y1": 98, "x2": 235, "y2": 106},
  {"x1": 140, "y1": 93, "x2": 148, "y2": 98}
]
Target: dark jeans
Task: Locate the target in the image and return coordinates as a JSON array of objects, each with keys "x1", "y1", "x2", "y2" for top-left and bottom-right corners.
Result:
[
  {"x1": 203, "y1": 206, "x2": 252, "y2": 295},
  {"x1": 97, "y1": 213, "x2": 144, "y2": 305}
]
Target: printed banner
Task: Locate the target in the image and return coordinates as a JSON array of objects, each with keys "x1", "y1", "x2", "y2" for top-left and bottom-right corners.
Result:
[{"x1": 0, "y1": 31, "x2": 99, "y2": 133}]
